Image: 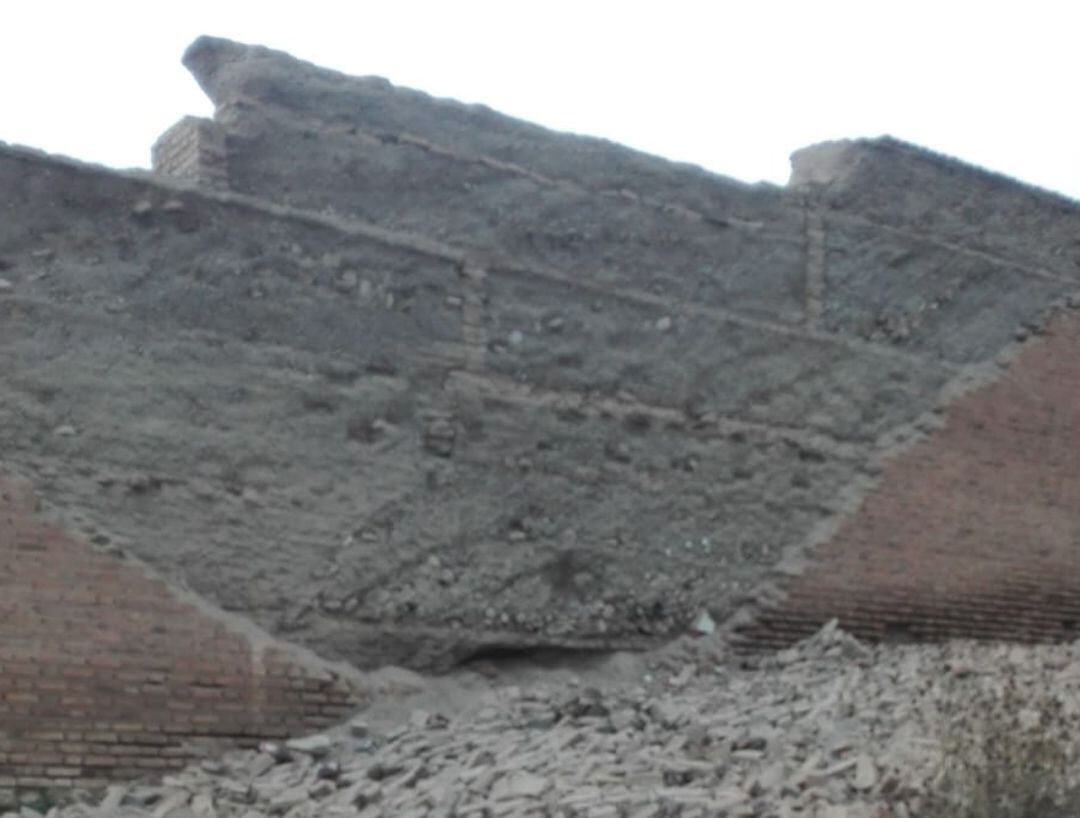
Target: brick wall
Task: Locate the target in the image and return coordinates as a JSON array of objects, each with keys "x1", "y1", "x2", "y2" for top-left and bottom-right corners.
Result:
[
  {"x1": 738, "y1": 308, "x2": 1080, "y2": 648},
  {"x1": 151, "y1": 116, "x2": 228, "y2": 189},
  {"x1": 0, "y1": 476, "x2": 358, "y2": 806}
]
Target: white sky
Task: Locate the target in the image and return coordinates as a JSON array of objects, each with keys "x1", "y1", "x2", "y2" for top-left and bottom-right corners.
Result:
[{"x1": 2, "y1": 1, "x2": 1078, "y2": 199}]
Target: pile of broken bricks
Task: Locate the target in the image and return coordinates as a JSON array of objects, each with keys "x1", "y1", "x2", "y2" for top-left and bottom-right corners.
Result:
[{"x1": 24, "y1": 621, "x2": 1080, "y2": 818}]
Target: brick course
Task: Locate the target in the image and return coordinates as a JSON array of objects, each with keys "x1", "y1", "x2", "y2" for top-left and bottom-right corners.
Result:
[
  {"x1": 151, "y1": 116, "x2": 228, "y2": 189},
  {"x1": 0, "y1": 477, "x2": 358, "y2": 802},
  {"x1": 738, "y1": 309, "x2": 1080, "y2": 648}
]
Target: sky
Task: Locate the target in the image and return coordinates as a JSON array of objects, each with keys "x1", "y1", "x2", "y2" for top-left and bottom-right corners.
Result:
[{"x1": 2, "y1": 1, "x2": 1078, "y2": 199}]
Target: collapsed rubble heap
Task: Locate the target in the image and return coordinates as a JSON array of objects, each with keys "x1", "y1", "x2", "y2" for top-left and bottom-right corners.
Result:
[{"x1": 32, "y1": 625, "x2": 1080, "y2": 818}]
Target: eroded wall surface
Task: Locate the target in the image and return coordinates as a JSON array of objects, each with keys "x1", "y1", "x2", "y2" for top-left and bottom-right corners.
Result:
[
  {"x1": 170, "y1": 37, "x2": 1080, "y2": 651},
  {"x1": 5, "y1": 38, "x2": 1080, "y2": 764},
  {"x1": 0, "y1": 144, "x2": 863, "y2": 673}
]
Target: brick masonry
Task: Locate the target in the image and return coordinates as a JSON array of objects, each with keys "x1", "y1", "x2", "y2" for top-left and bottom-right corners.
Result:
[
  {"x1": 738, "y1": 309, "x2": 1080, "y2": 648},
  {"x1": 151, "y1": 116, "x2": 228, "y2": 189},
  {"x1": 0, "y1": 476, "x2": 358, "y2": 804}
]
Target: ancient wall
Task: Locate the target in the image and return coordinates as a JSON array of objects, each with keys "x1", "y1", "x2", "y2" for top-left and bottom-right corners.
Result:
[
  {"x1": 0, "y1": 142, "x2": 868, "y2": 673},
  {"x1": 737, "y1": 307, "x2": 1080, "y2": 647},
  {"x1": 7, "y1": 34, "x2": 1080, "y2": 797},
  {"x1": 0, "y1": 475, "x2": 356, "y2": 805},
  {"x1": 150, "y1": 116, "x2": 228, "y2": 189},
  {"x1": 171, "y1": 38, "x2": 1080, "y2": 654}
]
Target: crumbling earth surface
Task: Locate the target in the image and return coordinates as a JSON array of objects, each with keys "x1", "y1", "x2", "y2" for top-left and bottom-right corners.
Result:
[
  {"x1": 7, "y1": 36, "x2": 1080, "y2": 672},
  {"x1": 24, "y1": 624, "x2": 1080, "y2": 818}
]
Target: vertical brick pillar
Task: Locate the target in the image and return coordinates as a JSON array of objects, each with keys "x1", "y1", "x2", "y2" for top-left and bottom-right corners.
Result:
[{"x1": 151, "y1": 117, "x2": 229, "y2": 189}]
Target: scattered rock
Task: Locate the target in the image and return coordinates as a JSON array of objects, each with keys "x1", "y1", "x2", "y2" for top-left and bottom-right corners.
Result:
[
  {"x1": 690, "y1": 610, "x2": 715, "y2": 636},
  {"x1": 490, "y1": 770, "x2": 549, "y2": 800},
  {"x1": 336, "y1": 270, "x2": 359, "y2": 293},
  {"x1": 285, "y1": 734, "x2": 332, "y2": 758},
  {"x1": 41, "y1": 623, "x2": 1080, "y2": 818},
  {"x1": 423, "y1": 416, "x2": 457, "y2": 457},
  {"x1": 348, "y1": 719, "x2": 370, "y2": 738},
  {"x1": 853, "y1": 755, "x2": 877, "y2": 791}
]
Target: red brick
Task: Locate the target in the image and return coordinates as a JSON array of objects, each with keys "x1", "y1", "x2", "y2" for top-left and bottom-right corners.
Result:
[
  {"x1": 741, "y1": 311, "x2": 1080, "y2": 648},
  {"x1": 0, "y1": 474, "x2": 359, "y2": 791}
]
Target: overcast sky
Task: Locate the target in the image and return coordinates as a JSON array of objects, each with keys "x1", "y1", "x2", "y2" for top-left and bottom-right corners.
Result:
[{"x1": 2, "y1": 1, "x2": 1078, "y2": 199}]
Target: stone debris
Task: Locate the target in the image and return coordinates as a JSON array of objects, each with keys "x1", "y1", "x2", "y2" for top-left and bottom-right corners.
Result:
[
  {"x1": 27, "y1": 622, "x2": 1080, "y2": 818},
  {"x1": 689, "y1": 611, "x2": 714, "y2": 637},
  {"x1": 422, "y1": 416, "x2": 457, "y2": 458}
]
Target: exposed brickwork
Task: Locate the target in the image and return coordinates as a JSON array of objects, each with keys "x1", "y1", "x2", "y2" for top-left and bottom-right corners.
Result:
[
  {"x1": 151, "y1": 116, "x2": 228, "y2": 189},
  {"x1": 0, "y1": 476, "x2": 358, "y2": 803},
  {"x1": 738, "y1": 309, "x2": 1080, "y2": 648}
]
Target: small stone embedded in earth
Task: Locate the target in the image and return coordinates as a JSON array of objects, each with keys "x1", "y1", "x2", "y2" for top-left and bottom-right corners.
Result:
[
  {"x1": 0, "y1": 278, "x2": 12, "y2": 294},
  {"x1": 691, "y1": 610, "x2": 715, "y2": 636},
  {"x1": 348, "y1": 718, "x2": 370, "y2": 738},
  {"x1": 337, "y1": 270, "x2": 359, "y2": 292}
]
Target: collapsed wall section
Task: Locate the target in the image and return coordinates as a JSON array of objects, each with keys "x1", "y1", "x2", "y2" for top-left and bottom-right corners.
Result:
[{"x1": 0, "y1": 475, "x2": 357, "y2": 805}]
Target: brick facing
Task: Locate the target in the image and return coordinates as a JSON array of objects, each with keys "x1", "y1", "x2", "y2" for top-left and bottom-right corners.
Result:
[
  {"x1": 0, "y1": 478, "x2": 358, "y2": 794},
  {"x1": 738, "y1": 310, "x2": 1080, "y2": 648}
]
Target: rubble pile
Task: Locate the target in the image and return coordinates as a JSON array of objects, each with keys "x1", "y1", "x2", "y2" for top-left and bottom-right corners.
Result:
[{"x1": 25, "y1": 623, "x2": 1080, "y2": 818}]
